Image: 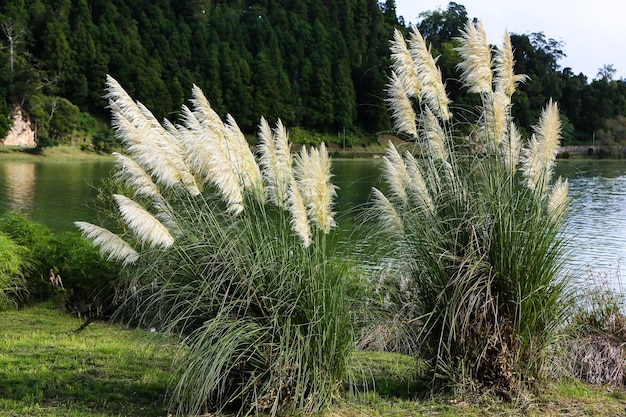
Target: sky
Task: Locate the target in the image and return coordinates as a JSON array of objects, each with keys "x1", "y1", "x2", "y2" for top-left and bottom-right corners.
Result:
[{"x1": 394, "y1": 0, "x2": 626, "y2": 81}]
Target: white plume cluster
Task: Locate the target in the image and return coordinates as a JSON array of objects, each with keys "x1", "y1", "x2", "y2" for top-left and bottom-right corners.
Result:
[
  {"x1": 77, "y1": 76, "x2": 339, "y2": 261},
  {"x1": 382, "y1": 20, "x2": 568, "y2": 236}
]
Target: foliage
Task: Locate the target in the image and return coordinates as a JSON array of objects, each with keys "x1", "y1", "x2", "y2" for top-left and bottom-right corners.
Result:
[
  {"x1": 0, "y1": 212, "x2": 120, "y2": 308},
  {"x1": 77, "y1": 78, "x2": 357, "y2": 416},
  {"x1": 0, "y1": 232, "x2": 27, "y2": 309},
  {"x1": 0, "y1": 0, "x2": 400, "y2": 139},
  {"x1": 371, "y1": 22, "x2": 574, "y2": 395},
  {"x1": 38, "y1": 232, "x2": 121, "y2": 313}
]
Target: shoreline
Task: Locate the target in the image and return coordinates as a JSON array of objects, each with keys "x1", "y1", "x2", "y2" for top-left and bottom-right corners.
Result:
[
  {"x1": 0, "y1": 145, "x2": 114, "y2": 161},
  {"x1": 0, "y1": 144, "x2": 622, "y2": 161}
]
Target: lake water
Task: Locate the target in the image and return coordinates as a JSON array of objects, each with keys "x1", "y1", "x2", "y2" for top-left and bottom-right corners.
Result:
[{"x1": 1, "y1": 157, "x2": 625, "y2": 278}]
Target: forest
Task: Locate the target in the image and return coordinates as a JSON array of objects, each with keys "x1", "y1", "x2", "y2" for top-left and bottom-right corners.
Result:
[{"x1": 0, "y1": 0, "x2": 625, "y2": 152}]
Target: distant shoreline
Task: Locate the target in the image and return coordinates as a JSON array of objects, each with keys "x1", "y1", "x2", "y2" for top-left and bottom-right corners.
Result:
[
  {"x1": 0, "y1": 145, "x2": 114, "y2": 161},
  {"x1": 0, "y1": 144, "x2": 622, "y2": 161}
]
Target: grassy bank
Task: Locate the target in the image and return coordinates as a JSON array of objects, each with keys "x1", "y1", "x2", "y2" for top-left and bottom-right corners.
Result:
[
  {"x1": 0, "y1": 145, "x2": 114, "y2": 161},
  {"x1": 1, "y1": 303, "x2": 625, "y2": 417}
]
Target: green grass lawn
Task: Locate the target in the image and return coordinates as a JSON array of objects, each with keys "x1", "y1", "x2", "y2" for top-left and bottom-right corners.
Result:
[
  {"x1": 1, "y1": 304, "x2": 626, "y2": 417},
  {"x1": 0, "y1": 303, "x2": 172, "y2": 417}
]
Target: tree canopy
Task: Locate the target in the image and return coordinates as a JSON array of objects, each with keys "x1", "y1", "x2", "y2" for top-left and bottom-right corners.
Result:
[{"x1": 0, "y1": 0, "x2": 625, "y2": 147}]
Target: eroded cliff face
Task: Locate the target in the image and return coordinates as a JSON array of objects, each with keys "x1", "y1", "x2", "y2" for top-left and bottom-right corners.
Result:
[{"x1": 1, "y1": 106, "x2": 35, "y2": 147}]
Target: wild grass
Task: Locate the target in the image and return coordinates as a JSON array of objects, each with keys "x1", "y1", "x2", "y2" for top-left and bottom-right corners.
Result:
[
  {"x1": 77, "y1": 77, "x2": 357, "y2": 416},
  {"x1": 557, "y1": 267, "x2": 626, "y2": 384},
  {"x1": 368, "y1": 21, "x2": 574, "y2": 394},
  {"x1": 0, "y1": 232, "x2": 27, "y2": 309}
]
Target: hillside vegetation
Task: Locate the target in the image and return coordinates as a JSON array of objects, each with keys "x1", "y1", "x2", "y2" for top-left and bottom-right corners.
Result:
[{"x1": 1, "y1": 1, "x2": 626, "y2": 154}]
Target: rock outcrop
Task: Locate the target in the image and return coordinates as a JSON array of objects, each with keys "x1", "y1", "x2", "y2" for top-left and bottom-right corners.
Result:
[{"x1": 1, "y1": 106, "x2": 36, "y2": 147}]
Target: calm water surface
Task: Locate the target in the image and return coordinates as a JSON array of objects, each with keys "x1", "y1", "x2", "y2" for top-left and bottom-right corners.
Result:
[{"x1": 0, "y1": 158, "x2": 625, "y2": 276}]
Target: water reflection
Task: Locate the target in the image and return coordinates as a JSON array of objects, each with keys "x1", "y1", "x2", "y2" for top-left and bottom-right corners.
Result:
[
  {"x1": 0, "y1": 158, "x2": 624, "y2": 278},
  {"x1": 0, "y1": 160, "x2": 114, "y2": 232},
  {"x1": 0, "y1": 161, "x2": 36, "y2": 213}
]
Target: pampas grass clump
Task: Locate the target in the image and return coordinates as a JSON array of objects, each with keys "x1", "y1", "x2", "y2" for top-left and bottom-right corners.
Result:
[
  {"x1": 77, "y1": 76, "x2": 355, "y2": 416},
  {"x1": 372, "y1": 22, "x2": 573, "y2": 394}
]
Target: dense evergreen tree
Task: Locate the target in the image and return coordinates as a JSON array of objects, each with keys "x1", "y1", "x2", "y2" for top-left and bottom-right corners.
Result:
[{"x1": 1, "y1": 0, "x2": 626, "y2": 148}]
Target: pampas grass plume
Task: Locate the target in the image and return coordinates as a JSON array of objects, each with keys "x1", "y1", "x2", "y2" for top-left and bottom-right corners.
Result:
[
  {"x1": 386, "y1": 71, "x2": 418, "y2": 138},
  {"x1": 371, "y1": 187, "x2": 404, "y2": 235},
  {"x1": 113, "y1": 152, "x2": 160, "y2": 199},
  {"x1": 114, "y1": 194, "x2": 174, "y2": 248},
  {"x1": 390, "y1": 28, "x2": 420, "y2": 97},
  {"x1": 521, "y1": 100, "x2": 561, "y2": 192},
  {"x1": 382, "y1": 142, "x2": 409, "y2": 206},
  {"x1": 75, "y1": 221, "x2": 139, "y2": 265},
  {"x1": 495, "y1": 30, "x2": 528, "y2": 97},
  {"x1": 295, "y1": 144, "x2": 337, "y2": 233},
  {"x1": 422, "y1": 106, "x2": 448, "y2": 161},
  {"x1": 287, "y1": 179, "x2": 312, "y2": 247},
  {"x1": 408, "y1": 27, "x2": 451, "y2": 121},
  {"x1": 456, "y1": 20, "x2": 492, "y2": 94},
  {"x1": 548, "y1": 177, "x2": 569, "y2": 222}
]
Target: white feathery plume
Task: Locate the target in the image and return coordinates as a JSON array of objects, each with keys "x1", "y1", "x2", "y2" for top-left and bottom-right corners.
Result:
[
  {"x1": 494, "y1": 29, "x2": 528, "y2": 97},
  {"x1": 106, "y1": 78, "x2": 197, "y2": 194},
  {"x1": 179, "y1": 105, "x2": 244, "y2": 214},
  {"x1": 456, "y1": 20, "x2": 493, "y2": 94},
  {"x1": 422, "y1": 106, "x2": 449, "y2": 161},
  {"x1": 75, "y1": 221, "x2": 139, "y2": 266},
  {"x1": 105, "y1": 75, "x2": 143, "y2": 122},
  {"x1": 199, "y1": 129, "x2": 245, "y2": 215},
  {"x1": 287, "y1": 179, "x2": 312, "y2": 248},
  {"x1": 224, "y1": 114, "x2": 265, "y2": 202},
  {"x1": 408, "y1": 27, "x2": 451, "y2": 121},
  {"x1": 371, "y1": 187, "x2": 404, "y2": 235},
  {"x1": 258, "y1": 118, "x2": 293, "y2": 208},
  {"x1": 294, "y1": 145, "x2": 311, "y2": 198},
  {"x1": 295, "y1": 144, "x2": 337, "y2": 233},
  {"x1": 109, "y1": 109, "x2": 183, "y2": 189},
  {"x1": 382, "y1": 142, "x2": 409, "y2": 206},
  {"x1": 390, "y1": 28, "x2": 420, "y2": 97},
  {"x1": 137, "y1": 102, "x2": 200, "y2": 196},
  {"x1": 190, "y1": 84, "x2": 224, "y2": 130},
  {"x1": 547, "y1": 177, "x2": 569, "y2": 223},
  {"x1": 112, "y1": 152, "x2": 160, "y2": 199},
  {"x1": 258, "y1": 117, "x2": 281, "y2": 205},
  {"x1": 113, "y1": 194, "x2": 175, "y2": 248},
  {"x1": 521, "y1": 100, "x2": 561, "y2": 192},
  {"x1": 503, "y1": 122, "x2": 522, "y2": 173},
  {"x1": 163, "y1": 118, "x2": 204, "y2": 194},
  {"x1": 403, "y1": 151, "x2": 434, "y2": 212},
  {"x1": 386, "y1": 71, "x2": 418, "y2": 137},
  {"x1": 177, "y1": 105, "x2": 214, "y2": 182},
  {"x1": 274, "y1": 119, "x2": 294, "y2": 206},
  {"x1": 520, "y1": 133, "x2": 541, "y2": 191},
  {"x1": 186, "y1": 91, "x2": 251, "y2": 213},
  {"x1": 483, "y1": 89, "x2": 509, "y2": 148}
]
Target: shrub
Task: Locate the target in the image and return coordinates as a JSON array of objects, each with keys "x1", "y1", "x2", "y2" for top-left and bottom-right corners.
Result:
[
  {"x1": 39, "y1": 232, "x2": 121, "y2": 314},
  {"x1": 0, "y1": 212, "x2": 119, "y2": 308},
  {"x1": 76, "y1": 77, "x2": 356, "y2": 416},
  {"x1": 561, "y1": 271, "x2": 626, "y2": 384},
  {"x1": 0, "y1": 233, "x2": 28, "y2": 309},
  {"x1": 369, "y1": 22, "x2": 573, "y2": 395},
  {"x1": 0, "y1": 212, "x2": 52, "y2": 300}
]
